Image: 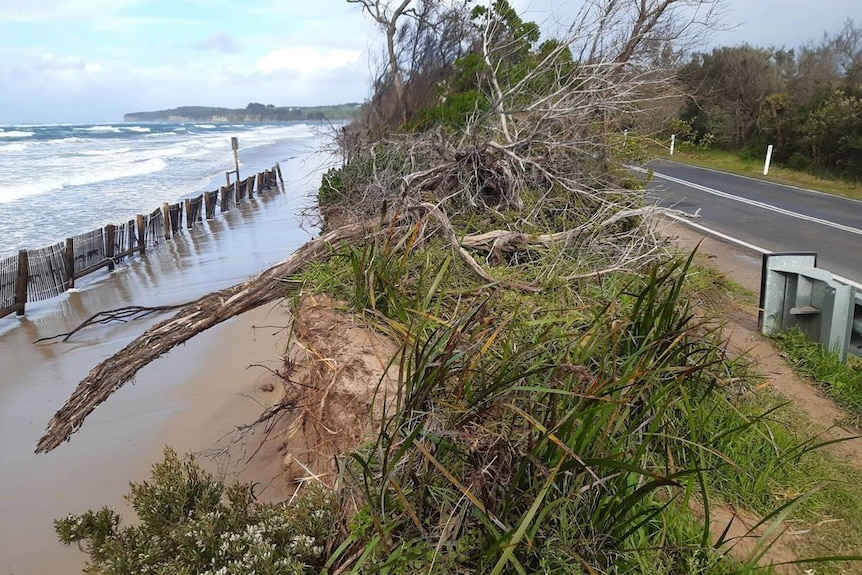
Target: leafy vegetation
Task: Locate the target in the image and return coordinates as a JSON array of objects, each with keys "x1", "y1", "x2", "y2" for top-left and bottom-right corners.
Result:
[
  {"x1": 675, "y1": 20, "x2": 862, "y2": 181},
  {"x1": 56, "y1": 449, "x2": 338, "y2": 575}
]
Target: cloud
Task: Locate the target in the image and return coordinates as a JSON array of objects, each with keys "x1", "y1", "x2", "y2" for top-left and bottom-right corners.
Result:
[
  {"x1": 0, "y1": 0, "x2": 378, "y2": 122},
  {"x1": 35, "y1": 53, "x2": 87, "y2": 71},
  {"x1": 254, "y1": 47, "x2": 362, "y2": 75},
  {"x1": 92, "y1": 15, "x2": 205, "y2": 32},
  {"x1": 192, "y1": 31, "x2": 239, "y2": 53},
  {"x1": 2, "y1": 0, "x2": 141, "y2": 22}
]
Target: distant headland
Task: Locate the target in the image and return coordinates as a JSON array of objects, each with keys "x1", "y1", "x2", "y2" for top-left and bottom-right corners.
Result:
[{"x1": 123, "y1": 102, "x2": 362, "y2": 123}]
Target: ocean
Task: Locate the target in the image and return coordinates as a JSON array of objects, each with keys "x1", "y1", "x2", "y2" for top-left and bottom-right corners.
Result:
[
  {"x1": 0, "y1": 121, "x2": 337, "y2": 574},
  {"x1": 0, "y1": 122, "x2": 322, "y2": 256}
]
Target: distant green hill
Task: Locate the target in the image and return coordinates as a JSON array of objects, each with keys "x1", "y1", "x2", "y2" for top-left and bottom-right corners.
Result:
[{"x1": 124, "y1": 102, "x2": 362, "y2": 122}]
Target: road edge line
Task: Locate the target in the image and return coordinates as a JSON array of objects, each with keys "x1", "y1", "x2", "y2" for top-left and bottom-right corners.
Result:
[
  {"x1": 658, "y1": 159, "x2": 862, "y2": 206},
  {"x1": 665, "y1": 214, "x2": 862, "y2": 292}
]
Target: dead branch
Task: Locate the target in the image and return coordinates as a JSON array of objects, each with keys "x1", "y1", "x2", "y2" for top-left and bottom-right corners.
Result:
[
  {"x1": 36, "y1": 223, "x2": 377, "y2": 454},
  {"x1": 34, "y1": 304, "x2": 193, "y2": 344},
  {"x1": 459, "y1": 206, "x2": 673, "y2": 262},
  {"x1": 414, "y1": 203, "x2": 541, "y2": 293}
]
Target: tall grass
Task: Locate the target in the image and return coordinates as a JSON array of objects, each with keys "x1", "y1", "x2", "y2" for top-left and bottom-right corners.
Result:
[{"x1": 322, "y1": 237, "x2": 813, "y2": 574}]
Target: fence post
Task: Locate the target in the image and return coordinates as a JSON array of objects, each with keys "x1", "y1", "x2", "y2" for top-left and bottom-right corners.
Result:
[
  {"x1": 128, "y1": 219, "x2": 135, "y2": 255},
  {"x1": 136, "y1": 214, "x2": 146, "y2": 254},
  {"x1": 15, "y1": 250, "x2": 28, "y2": 316},
  {"x1": 276, "y1": 162, "x2": 284, "y2": 188},
  {"x1": 204, "y1": 192, "x2": 213, "y2": 219},
  {"x1": 221, "y1": 186, "x2": 233, "y2": 212},
  {"x1": 256, "y1": 173, "x2": 263, "y2": 194},
  {"x1": 104, "y1": 224, "x2": 116, "y2": 260},
  {"x1": 247, "y1": 176, "x2": 255, "y2": 200},
  {"x1": 235, "y1": 180, "x2": 241, "y2": 205},
  {"x1": 65, "y1": 238, "x2": 75, "y2": 289},
  {"x1": 184, "y1": 199, "x2": 193, "y2": 229},
  {"x1": 225, "y1": 171, "x2": 231, "y2": 187},
  {"x1": 162, "y1": 203, "x2": 172, "y2": 240}
]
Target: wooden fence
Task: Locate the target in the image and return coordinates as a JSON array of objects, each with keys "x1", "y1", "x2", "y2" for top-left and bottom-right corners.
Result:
[{"x1": 0, "y1": 163, "x2": 285, "y2": 320}]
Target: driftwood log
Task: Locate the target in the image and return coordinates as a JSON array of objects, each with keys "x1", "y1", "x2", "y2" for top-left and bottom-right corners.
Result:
[{"x1": 36, "y1": 223, "x2": 373, "y2": 453}]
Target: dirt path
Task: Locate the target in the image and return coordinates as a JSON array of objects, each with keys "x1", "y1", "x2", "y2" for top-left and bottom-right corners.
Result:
[{"x1": 667, "y1": 221, "x2": 862, "y2": 465}]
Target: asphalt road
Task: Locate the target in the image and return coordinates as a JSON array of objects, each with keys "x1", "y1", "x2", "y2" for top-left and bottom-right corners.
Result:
[{"x1": 644, "y1": 160, "x2": 862, "y2": 285}]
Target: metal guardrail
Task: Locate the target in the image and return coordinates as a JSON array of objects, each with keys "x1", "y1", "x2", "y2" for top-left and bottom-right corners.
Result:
[
  {"x1": 851, "y1": 292, "x2": 862, "y2": 359},
  {"x1": 759, "y1": 252, "x2": 861, "y2": 362}
]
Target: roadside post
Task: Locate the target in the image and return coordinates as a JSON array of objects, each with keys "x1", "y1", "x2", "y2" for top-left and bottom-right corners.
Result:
[
  {"x1": 670, "y1": 134, "x2": 675, "y2": 156},
  {"x1": 231, "y1": 137, "x2": 240, "y2": 185},
  {"x1": 763, "y1": 144, "x2": 774, "y2": 176}
]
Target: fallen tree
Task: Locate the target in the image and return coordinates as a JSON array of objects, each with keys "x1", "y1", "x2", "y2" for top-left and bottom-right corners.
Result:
[
  {"x1": 35, "y1": 223, "x2": 373, "y2": 453},
  {"x1": 36, "y1": 203, "x2": 690, "y2": 453}
]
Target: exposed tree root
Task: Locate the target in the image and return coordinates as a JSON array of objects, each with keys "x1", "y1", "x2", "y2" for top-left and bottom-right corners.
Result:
[
  {"x1": 33, "y1": 304, "x2": 193, "y2": 344},
  {"x1": 35, "y1": 223, "x2": 374, "y2": 453}
]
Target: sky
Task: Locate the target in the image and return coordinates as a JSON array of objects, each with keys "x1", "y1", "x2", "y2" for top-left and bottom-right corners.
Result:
[{"x1": 0, "y1": 0, "x2": 859, "y2": 124}]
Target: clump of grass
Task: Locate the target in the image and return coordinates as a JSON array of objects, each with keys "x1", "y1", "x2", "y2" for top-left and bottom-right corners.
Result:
[
  {"x1": 58, "y1": 232, "x2": 862, "y2": 573},
  {"x1": 320, "y1": 241, "x2": 797, "y2": 573},
  {"x1": 286, "y1": 225, "x2": 862, "y2": 573},
  {"x1": 773, "y1": 327, "x2": 862, "y2": 425}
]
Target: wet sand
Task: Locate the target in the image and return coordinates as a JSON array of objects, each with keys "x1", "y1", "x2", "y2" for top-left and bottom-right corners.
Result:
[{"x1": 0, "y1": 151, "x2": 328, "y2": 574}]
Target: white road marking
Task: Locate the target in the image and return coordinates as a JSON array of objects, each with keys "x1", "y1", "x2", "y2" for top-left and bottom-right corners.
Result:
[
  {"x1": 633, "y1": 166, "x2": 862, "y2": 238},
  {"x1": 660, "y1": 159, "x2": 862, "y2": 206},
  {"x1": 665, "y1": 214, "x2": 862, "y2": 291},
  {"x1": 665, "y1": 213, "x2": 769, "y2": 254}
]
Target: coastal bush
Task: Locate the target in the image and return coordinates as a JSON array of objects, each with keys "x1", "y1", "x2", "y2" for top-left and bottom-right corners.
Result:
[{"x1": 55, "y1": 449, "x2": 338, "y2": 575}]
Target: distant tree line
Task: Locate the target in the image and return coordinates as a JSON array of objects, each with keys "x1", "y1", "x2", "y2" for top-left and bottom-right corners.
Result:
[
  {"x1": 676, "y1": 19, "x2": 862, "y2": 179},
  {"x1": 124, "y1": 103, "x2": 361, "y2": 123}
]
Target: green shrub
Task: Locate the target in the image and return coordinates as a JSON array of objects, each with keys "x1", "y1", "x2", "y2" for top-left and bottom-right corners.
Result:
[
  {"x1": 56, "y1": 449, "x2": 339, "y2": 575},
  {"x1": 406, "y1": 90, "x2": 489, "y2": 131},
  {"x1": 318, "y1": 167, "x2": 346, "y2": 208}
]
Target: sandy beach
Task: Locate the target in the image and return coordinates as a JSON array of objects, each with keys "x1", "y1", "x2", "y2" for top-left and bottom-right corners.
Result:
[{"x1": 0, "y1": 155, "x2": 324, "y2": 575}]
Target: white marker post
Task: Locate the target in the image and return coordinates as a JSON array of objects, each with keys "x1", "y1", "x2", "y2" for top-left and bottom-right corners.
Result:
[
  {"x1": 763, "y1": 144, "x2": 774, "y2": 176},
  {"x1": 670, "y1": 134, "x2": 675, "y2": 156}
]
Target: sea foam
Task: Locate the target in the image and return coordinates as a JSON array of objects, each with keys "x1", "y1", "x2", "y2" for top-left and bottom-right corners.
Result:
[
  {"x1": 0, "y1": 143, "x2": 29, "y2": 152},
  {"x1": 74, "y1": 126, "x2": 122, "y2": 133},
  {"x1": 0, "y1": 131, "x2": 35, "y2": 138}
]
